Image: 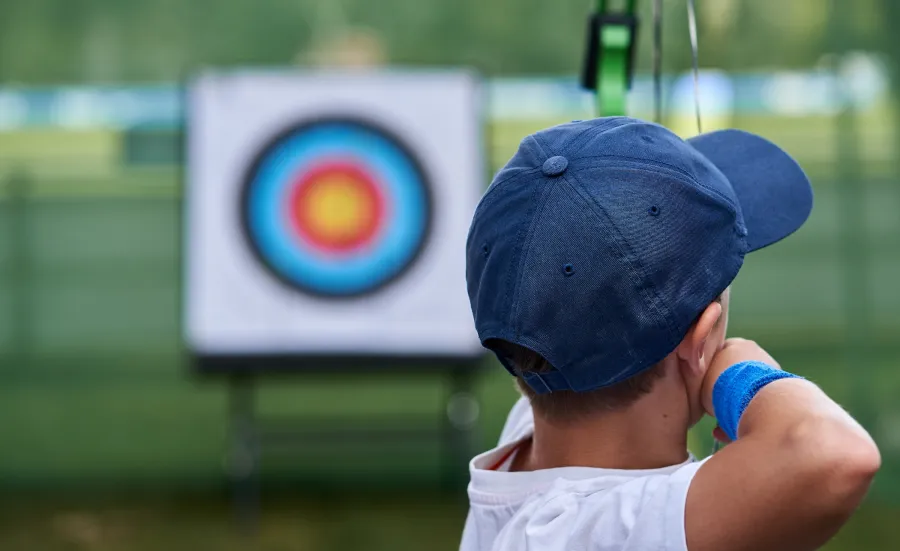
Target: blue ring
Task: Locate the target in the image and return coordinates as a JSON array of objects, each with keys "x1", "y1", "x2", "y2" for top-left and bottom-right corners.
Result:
[{"x1": 241, "y1": 119, "x2": 432, "y2": 297}]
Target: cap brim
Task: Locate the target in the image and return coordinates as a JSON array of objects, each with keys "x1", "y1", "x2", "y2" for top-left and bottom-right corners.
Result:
[{"x1": 688, "y1": 129, "x2": 813, "y2": 252}]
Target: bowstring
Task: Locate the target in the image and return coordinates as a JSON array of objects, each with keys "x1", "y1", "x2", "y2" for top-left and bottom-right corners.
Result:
[
  {"x1": 687, "y1": 0, "x2": 702, "y2": 135},
  {"x1": 653, "y1": 0, "x2": 663, "y2": 123},
  {"x1": 686, "y1": 0, "x2": 719, "y2": 456}
]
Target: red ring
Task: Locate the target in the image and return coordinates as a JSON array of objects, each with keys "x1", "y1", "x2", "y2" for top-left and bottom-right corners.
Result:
[{"x1": 287, "y1": 160, "x2": 385, "y2": 254}]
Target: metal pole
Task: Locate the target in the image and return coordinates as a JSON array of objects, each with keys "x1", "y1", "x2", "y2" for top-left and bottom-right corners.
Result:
[
  {"x1": 442, "y1": 366, "x2": 480, "y2": 491},
  {"x1": 834, "y1": 64, "x2": 871, "y2": 431},
  {"x1": 7, "y1": 170, "x2": 32, "y2": 377},
  {"x1": 229, "y1": 374, "x2": 260, "y2": 536}
]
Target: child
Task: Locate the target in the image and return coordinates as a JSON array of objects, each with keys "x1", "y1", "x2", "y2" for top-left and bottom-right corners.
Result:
[{"x1": 461, "y1": 117, "x2": 879, "y2": 551}]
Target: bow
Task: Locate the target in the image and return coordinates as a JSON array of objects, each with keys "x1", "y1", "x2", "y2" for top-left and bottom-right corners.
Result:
[{"x1": 581, "y1": 0, "x2": 639, "y2": 117}]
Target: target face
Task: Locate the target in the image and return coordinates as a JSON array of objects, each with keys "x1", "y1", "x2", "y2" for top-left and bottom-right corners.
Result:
[{"x1": 241, "y1": 118, "x2": 432, "y2": 297}]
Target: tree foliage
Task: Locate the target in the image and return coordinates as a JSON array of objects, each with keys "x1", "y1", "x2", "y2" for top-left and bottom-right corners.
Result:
[{"x1": 0, "y1": 0, "x2": 890, "y2": 84}]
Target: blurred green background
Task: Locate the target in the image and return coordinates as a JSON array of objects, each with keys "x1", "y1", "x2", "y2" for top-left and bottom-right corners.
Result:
[{"x1": 1, "y1": 0, "x2": 899, "y2": 549}]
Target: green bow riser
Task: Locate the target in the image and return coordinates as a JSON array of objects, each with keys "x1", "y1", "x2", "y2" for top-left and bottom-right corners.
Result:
[{"x1": 581, "y1": 0, "x2": 638, "y2": 116}]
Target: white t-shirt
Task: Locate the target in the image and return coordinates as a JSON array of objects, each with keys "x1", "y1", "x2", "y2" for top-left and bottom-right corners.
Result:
[{"x1": 460, "y1": 397, "x2": 708, "y2": 551}]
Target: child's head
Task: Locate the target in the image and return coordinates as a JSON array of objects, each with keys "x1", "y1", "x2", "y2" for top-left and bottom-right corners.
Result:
[{"x1": 466, "y1": 118, "x2": 811, "y2": 423}]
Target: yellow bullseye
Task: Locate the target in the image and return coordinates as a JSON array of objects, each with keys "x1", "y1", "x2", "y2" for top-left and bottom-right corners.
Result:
[{"x1": 295, "y1": 173, "x2": 380, "y2": 249}]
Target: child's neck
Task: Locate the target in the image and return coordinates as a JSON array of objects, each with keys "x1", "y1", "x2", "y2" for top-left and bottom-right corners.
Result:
[{"x1": 517, "y1": 395, "x2": 691, "y2": 472}]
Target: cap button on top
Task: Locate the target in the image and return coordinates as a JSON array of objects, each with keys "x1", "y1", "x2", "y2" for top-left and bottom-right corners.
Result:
[{"x1": 542, "y1": 156, "x2": 568, "y2": 177}]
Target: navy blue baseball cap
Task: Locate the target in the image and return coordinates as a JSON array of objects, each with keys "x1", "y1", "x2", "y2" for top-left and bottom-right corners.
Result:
[{"x1": 466, "y1": 117, "x2": 812, "y2": 394}]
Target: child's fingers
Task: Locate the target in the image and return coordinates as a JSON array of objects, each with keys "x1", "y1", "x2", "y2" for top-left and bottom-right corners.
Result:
[{"x1": 712, "y1": 426, "x2": 731, "y2": 444}]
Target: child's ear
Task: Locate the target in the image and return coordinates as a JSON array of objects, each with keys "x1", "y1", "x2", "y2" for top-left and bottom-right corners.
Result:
[{"x1": 676, "y1": 302, "x2": 722, "y2": 370}]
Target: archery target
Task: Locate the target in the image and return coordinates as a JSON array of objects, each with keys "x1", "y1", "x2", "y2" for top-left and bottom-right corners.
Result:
[
  {"x1": 241, "y1": 118, "x2": 432, "y2": 297},
  {"x1": 184, "y1": 70, "x2": 484, "y2": 364}
]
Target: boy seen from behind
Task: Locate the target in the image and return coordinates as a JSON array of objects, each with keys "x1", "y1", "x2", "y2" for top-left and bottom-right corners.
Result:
[{"x1": 461, "y1": 117, "x2": 880, "y2": 551}]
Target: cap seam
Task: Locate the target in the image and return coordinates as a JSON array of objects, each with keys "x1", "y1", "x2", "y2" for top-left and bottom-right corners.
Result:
[
  {"x1": 576, "y1": 156, "x2": 693, "y2": 186},
  {"x1": 530, "y1": 133, "x2": 551, "y2": 158},
  {"x1": 561, "y1": 120, "x2": 740, "y2": 213},
  {"x1": 573, "y1": 155, "x2": 739, "y2": 214},
  {"x1": 475, "y1": 167, "x2": 544, "y2": 214},
  {"x1": 469, "y1": 167, "x2": 543, "y2": 355},
  {"x1": 508, "y1": 178, "x2": 558, "y2": 340},
  {"x1": 560, "y1": 175, "x2": 681, "y2": 346},
  {"x1": 562, "y1": 117, "x2": 631, "y2": 153},
  {"x1": 532, "y1": 121, "x2": 625, "y2": 160}
]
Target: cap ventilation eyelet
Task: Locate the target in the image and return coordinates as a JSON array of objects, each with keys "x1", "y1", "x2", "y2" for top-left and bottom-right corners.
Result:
[
  {"x1": 562, "y1": 264, "x2": 575, "y2": 276},
  {"x1": 648, "y1": 205, "x2": 661, "y2": 216}
]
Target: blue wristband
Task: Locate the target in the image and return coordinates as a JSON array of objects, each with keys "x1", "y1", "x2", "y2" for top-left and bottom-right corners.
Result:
[{"x1": 712, "y1": 361, "x2": 801, "y2": 441}]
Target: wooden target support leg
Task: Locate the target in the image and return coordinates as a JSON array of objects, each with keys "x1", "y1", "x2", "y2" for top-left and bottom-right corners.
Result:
[{"x1": 228, "y1": 374, "x2": 260, "y2": 536}]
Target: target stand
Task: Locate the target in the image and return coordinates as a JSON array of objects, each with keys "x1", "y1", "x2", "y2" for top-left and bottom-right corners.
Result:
[
  {"x1": 183, "y1": 70, "x2": 486, "y2": 531},
  {"x1": 211, "y1": 357, "x2": 481, "y2": 535}
]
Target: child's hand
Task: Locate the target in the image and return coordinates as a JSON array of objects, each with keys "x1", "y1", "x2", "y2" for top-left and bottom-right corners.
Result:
[{"x1": 700, "y1": 338, "x2": 780, "y2": 418}]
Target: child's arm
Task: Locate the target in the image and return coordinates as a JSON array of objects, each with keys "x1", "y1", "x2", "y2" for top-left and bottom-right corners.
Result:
[{"x1": 685, "y1": 338, "x2": 880, "y2": 551}]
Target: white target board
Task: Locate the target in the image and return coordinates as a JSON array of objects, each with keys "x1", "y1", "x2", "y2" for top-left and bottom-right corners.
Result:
[{"x1": 185, "y1": 70, "x2": 485, "y2": 368}]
